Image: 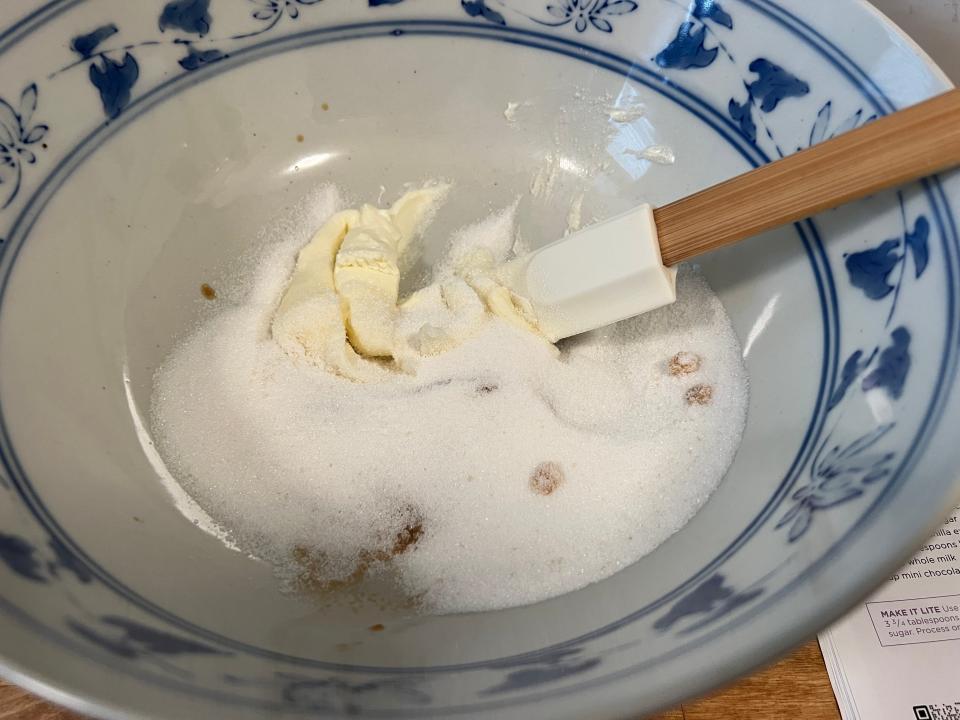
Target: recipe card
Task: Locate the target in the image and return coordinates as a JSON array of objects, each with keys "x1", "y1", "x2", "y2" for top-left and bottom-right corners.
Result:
[{"x1": 819, "y1": 506, "x2": 960, "y2": 720}]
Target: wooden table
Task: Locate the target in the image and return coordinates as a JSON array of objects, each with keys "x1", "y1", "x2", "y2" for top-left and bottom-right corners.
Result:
[
  {"x1": 1, "y1": 640, "x2": 840, "y2": 719},
  {"x1": 649, "y1": 641, "x2": 841, "y2": 720}
]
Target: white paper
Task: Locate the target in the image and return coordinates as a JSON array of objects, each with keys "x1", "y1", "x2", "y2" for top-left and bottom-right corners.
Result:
[{"x1": 819, "y1": 506, "x2": 960, "y2": 720}]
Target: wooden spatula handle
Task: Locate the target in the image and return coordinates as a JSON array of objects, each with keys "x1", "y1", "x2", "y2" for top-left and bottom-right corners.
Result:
[{"x1": 654, "y1": 88, "x2": 960, "y2": 266}]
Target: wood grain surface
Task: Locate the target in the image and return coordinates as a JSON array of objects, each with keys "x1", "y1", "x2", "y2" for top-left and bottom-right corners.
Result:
[
  {"x1": 1, "y1": 640, "x2": 839, "y2": 719},
  {"x1": 652, "y1": 640, "x2": 842, "y2": 720},
  {"x1": 654, "y1": 87, "x2": 960, "y2": 266}
]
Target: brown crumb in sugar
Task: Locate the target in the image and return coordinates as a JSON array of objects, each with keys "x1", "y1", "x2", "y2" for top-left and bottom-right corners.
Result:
[
  {"x1": 476, "y1": 382, "x2": 498, "y2": 395},
  {"x1": 291, "y1": 514, "x2": 425, "y2": 594},
  {"x1": 296, "y1": 133, "x2": 304, "y2": 143},
  {"x1": 200, "y1": 283, "x2": 217, "y2": 300},
  {"x1": 685, "y1": 384, "x2": 713, "y2": 406},
  {"x1": 292, "y1": 545, "x2": 369, "y2": 593},
  {"x1": 669, "y1": 351, "x2": 701, "y2": 376},
  {"x1": 368, "y1": 623, "x2": 385, "y2": 632},
  {"x1": 391, "y1": 519, "x2": 424, "y2": 556},
  {"x1": 530, "y1": 461, "x2": 564, "y2": 495}
]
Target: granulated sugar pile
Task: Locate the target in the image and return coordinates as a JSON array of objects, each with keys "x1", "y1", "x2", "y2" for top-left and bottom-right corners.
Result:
[{"x1": 151, "y1": 187, "x2": 749, "y2": 614}]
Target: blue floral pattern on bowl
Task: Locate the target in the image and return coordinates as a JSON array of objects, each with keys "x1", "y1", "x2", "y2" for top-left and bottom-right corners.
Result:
[{"x1": 0, "y1": 84, "x2": 48, "y2": 210}]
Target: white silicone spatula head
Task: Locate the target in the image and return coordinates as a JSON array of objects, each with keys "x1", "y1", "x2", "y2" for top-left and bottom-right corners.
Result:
[
  {"x1": 506, "y1": 88, "x2": 960, "y2": 341},
  {"x1": 499, "y1": 205, "x2": 674, "y2": 342}
]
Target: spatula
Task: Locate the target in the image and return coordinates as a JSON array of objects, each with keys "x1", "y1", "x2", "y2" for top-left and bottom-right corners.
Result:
[{"x1": 503, "y1": 88, "x2": 960, "y2": 341}]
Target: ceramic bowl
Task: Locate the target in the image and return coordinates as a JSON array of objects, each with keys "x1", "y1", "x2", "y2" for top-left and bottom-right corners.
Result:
[{"x1": 1, "y1": 1, "x2": 958, "y2": 718}]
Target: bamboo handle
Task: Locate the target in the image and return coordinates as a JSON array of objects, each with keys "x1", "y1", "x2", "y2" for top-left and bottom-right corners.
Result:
[{"x1": 654, "y1": 88, "x2": 960, "y2": 266}]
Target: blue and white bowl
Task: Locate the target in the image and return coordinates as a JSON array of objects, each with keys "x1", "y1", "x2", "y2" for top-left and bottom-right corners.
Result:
[{"x1": 0, "y1": 1, "x2": 958, "y2": 718}]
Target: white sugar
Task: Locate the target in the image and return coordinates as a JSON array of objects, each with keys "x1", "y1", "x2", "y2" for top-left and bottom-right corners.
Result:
[
  {"x1": 625, "y1": 144, "x2": 677, "y2": 165},
  {"x1": 150, "y1": 195, "x2": 748, "y2": 614}
]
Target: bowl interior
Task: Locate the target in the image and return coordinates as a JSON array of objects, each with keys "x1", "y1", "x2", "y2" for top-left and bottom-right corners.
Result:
[{"x1": 1, "y1": 33, "x2": 825, "y2": 661}]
